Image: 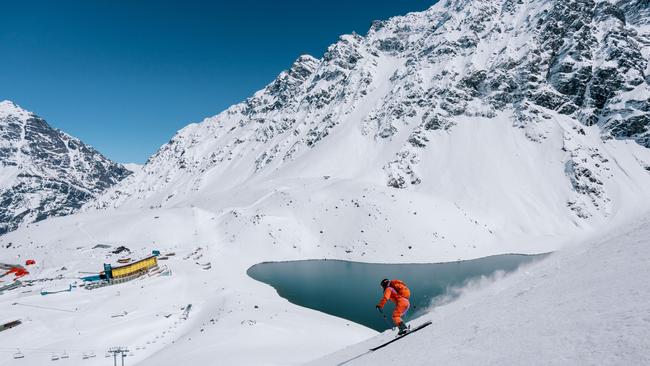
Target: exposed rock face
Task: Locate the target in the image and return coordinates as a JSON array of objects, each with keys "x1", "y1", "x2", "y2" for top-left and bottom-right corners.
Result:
[
  {"x1": 91, "y1": 0, "x2": 650, "y2": 221},
  {"x1": 0, "y1": 101, "x2": 131, "y2": 234}
]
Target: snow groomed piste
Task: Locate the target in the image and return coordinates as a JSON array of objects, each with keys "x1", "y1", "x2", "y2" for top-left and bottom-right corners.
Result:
[
  {"x1": 337, "y1": 321, "x2": 433, "y2": 366},
  {"x1": 368, "y1": 321, "x2": 432, "y2": 351}
]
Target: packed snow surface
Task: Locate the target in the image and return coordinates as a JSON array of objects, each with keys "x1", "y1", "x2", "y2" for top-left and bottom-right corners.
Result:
[{"x1": 309, "y1": 213, "x2": 650, "y2": 366}]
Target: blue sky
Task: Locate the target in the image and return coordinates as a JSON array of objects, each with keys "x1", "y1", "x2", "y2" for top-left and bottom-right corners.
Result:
[{"x1": 1, "y1": 0, "x2": 435, "y2": 163}]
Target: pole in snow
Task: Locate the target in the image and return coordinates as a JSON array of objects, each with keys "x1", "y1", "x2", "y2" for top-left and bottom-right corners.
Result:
[
  {"x1": 376, "y1": 307, "x2": 394, "y2": 330},
  {"x1": 108, "y1": 347, "x2": 129, "y2": 366}
]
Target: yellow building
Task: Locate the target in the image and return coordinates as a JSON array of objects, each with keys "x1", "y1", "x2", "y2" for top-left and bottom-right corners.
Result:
[{"x1": 111, "y1": 256, "x2": 158, "y2": 279}]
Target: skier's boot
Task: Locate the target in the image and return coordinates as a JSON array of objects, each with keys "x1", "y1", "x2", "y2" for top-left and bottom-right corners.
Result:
[{"x1": 397, "y1": 321, "x2": 409, "y2": 335}]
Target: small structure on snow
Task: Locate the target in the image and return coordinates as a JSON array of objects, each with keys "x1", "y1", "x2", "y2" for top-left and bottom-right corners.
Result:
[
  {"x1": 40, "y1": 284, "x2": 72, "y2": 296},
  {"x1": 111, "y1": 246, "x2": 131, "y2": 255},
  {"x1": 0, "y1": 320, "x2": 22, "y2": 332},
  {"x1": 84, "y1": 252, "x2": 160, "y2": 289}
]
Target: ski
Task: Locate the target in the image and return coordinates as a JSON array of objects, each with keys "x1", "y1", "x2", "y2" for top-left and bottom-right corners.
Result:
[{"x1": 369, "y1": 321, "x2": 432, "y2": 351}]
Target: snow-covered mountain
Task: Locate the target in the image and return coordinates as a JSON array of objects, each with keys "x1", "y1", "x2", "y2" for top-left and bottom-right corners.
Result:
[
  {"x1": 0, "y1": 101, "x2": 130, "y2": 234},
  {"x1": 1, "y1": 0, "x2": 650, "y2": 365},
  {"x1": 93, "y1": 0, "x2": 650, "y2": 221},
  {"x1": 92, "y1": 1, "x2": 650, "y2": 212}
]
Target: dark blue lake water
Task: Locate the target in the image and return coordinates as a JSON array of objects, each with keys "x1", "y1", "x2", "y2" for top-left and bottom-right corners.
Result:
[{"x1": 247, "y1": 254, "x2": 547, "y2": 331}]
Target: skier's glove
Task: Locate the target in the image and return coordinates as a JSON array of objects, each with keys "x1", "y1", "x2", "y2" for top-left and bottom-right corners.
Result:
[{"x1": 375, "y1": 305, "x2": 381, "y2": 311}]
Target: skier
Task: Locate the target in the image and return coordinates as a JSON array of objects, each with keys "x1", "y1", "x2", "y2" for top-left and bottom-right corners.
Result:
[{"x1": 376, "y1": 278, "x2": 411, "y2": 335}]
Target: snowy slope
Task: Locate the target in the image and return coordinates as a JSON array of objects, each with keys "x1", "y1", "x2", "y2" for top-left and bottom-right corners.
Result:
[
  {"x1": 123, "y1": 163, "x2": 143, "y2": 175},
  {"x1": 88, "y1": 0, "x2": 650, "y2": 240},
  {"x1": 0, "y1": 208, "x2": 375, "y2": 366},
  {"x1": 1, "y1": 0, "x2": 650, "y2": 365},
  {"x1": 0, "y1": 101, "x2": 130, "y2": 234},
  {"x1": 309, "y1": 213, "x2": 650, "y2": 366}
]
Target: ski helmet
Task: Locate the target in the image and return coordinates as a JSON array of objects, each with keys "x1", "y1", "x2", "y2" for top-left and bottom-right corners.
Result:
[{"x1": 380, "y1": 278, "x2": 390, "y2": 288}]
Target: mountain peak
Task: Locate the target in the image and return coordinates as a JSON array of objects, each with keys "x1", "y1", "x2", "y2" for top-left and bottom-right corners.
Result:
[
  {"x1": 279, "y1": 54, "x2": 318, "y2": 83},
  {"x1": 294, "y1": 54, "x2": 318, "y2": 65},
  {"x1": 0, "y1": 103, "x2": 130, "y2": 234},
  {"x1": 288, "y1": 54, "x2": 319, "y2": 80},
  {"x1": 0, "y1": 100, "x2": 18, "y2": 108},
  {"x1": 0, "y1": 100, "x2": 31, "y2": 119}
]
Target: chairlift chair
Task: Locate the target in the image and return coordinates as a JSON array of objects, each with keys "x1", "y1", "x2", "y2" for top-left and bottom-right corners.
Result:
[
  {"x1": 61, "y1": 351, "x2": 69, "y2": 359},
  {"x1": 51, "y1": 353, "x2": 59, "y2": 361},
  {"x1": 13, "y1": 349, "x2": 25, "y2": 359}
]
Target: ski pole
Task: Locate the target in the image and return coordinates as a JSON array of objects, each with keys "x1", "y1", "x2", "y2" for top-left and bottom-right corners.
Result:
[{"x1": 376, "y1": 307, "x2": 394, "y2": 330}]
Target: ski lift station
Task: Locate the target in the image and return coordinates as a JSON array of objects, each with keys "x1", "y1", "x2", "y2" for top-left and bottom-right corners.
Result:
[{"x1": 83, "y1": 251, "x2": 160, "y2": 289}]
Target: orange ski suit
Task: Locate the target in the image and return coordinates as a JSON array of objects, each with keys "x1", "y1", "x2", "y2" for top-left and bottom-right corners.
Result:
[{"x1": 377, "y1": 283, "x2": 410, "y2": 326}]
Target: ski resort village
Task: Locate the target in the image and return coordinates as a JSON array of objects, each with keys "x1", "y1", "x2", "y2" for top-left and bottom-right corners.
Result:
[{"x1": 1, "y1": 0, "x2": 650, "y2": 364}]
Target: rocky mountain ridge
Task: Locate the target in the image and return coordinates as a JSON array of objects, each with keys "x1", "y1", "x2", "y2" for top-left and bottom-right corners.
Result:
[
  {"x1": 0, "y1": 101, "x2": 130, "y2": 234},
  {"x1": 91, "y1": 0, "x2": 650, "y2": 226}
]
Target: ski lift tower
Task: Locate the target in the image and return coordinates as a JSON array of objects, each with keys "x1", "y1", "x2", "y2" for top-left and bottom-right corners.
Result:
[{"x1": 108, "y1": 347, "x2": 129, "y2": 366}]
